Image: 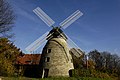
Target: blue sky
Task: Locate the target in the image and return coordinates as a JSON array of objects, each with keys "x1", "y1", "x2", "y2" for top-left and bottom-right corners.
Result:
[{"x1": 7, "y1": 0, "x2": 120, "y2": 55}]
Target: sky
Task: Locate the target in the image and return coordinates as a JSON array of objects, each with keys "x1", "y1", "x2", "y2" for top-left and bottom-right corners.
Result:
[{"x1": 7, "y1": 0, "x2": 120, "y2": 55}]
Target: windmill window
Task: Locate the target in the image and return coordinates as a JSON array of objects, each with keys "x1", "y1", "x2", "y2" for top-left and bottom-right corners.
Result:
[
  {"x1": 47, "y1": 49, "x2": 51, "y2": 53},
  {"x1": 45, "y1": 57, "x2": 50, "y2": 62},
  {"x1": 71, "y1": 59, "x2": 73, "y2": 63}
]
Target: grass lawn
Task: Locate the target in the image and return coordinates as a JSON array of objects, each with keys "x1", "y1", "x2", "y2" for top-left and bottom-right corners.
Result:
[{"x1": 1, "y1": 77, "x2": 115, "y2": 80}]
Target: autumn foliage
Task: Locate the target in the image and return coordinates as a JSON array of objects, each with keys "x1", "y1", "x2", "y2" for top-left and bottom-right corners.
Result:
[{"x1": 0, "y1": 38, "x2": 22, "y2": 76}]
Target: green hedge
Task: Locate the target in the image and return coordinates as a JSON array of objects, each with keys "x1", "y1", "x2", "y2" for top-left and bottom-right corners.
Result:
[{"x1": 71, "y1": 69, "x2": 111, "y2": 79}]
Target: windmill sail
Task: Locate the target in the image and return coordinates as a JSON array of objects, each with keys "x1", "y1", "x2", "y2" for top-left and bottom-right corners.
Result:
[
  {"x1": 25, "y1": 31, "x2": 49, "y2": 53},
  {"x1": 65, "y1": 34, "x2": 83, "y2": 57},
  {"x1": 33, "y1": 7, "x2": 55, "y2": 27},
  {"x1": 59, "y1": 10, "x2": 83, "y2": 29}
]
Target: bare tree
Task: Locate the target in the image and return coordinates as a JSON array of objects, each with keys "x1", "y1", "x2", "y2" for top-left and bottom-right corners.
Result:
[{"x1": 0, "y1": 0, "x2": 15, "y2": 38}]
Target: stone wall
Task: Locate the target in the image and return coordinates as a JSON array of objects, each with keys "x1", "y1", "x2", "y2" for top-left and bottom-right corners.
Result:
[{"x1": 41, "y1": 38, "x2": 74, "y2": 77}]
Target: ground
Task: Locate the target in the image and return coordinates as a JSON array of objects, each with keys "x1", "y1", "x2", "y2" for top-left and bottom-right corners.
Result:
[{"x1": 0, "y1": 77, "x2": 116, "y2": 80}]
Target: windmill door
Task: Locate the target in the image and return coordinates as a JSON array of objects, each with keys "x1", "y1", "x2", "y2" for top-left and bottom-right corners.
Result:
[{"x1": 44, "y1": 69, "x2": 49, "y2": 78}]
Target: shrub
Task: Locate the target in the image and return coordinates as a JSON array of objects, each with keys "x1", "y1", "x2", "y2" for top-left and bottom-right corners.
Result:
[
  {"x1": 70, "y1": 69, "x2": 111, "y2": 79},
  {"x1": 71, "y1": 69, "x2": 92, "y2": 77}
]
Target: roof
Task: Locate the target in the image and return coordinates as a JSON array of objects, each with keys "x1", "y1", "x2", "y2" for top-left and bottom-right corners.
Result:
[{"x1": 16, "y1": 54, "x2": 41, "y2": 65}]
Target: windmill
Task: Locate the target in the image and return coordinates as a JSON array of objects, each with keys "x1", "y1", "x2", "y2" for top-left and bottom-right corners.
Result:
[{"x1": 25, "y1": 7, "x2": 83, "y2": 78}]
